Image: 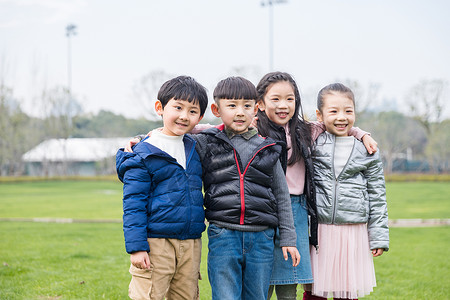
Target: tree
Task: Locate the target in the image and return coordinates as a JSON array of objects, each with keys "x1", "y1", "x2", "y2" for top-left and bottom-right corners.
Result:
[
  {"x1": 72, "y1": 110, "x2": 161, "y2": 138},
  {"x1": 133, "y1": 70, "x2": 174, "y2": 120},
  {"x1": 357, "y1": 111, "x2": 427, "y2": 174},
  {"x1": 406, "y1": 79, "x2": 449, "y2": 172},
  {"x1": 407, "y1": 79, "x2": 447, "y2": 135},
  {"x1": 39, "y1": 86, "x2": 83, "y2": 139},
  {"x1": 0, "y1": 83, "x2": 30, "y2": 175},
  {"x1": 424, "y1": 119, "x2": 450, "y2": 173},
  {"x1": 338, "y1": 79, "x2": 381, "y2": 116},
  {"x1": 35, "y1": 86, "x2": 83, "y2": 175}
]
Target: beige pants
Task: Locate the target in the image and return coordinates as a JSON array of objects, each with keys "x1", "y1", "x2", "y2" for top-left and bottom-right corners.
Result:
[{"x1": 128, "y1": 238, "x2": 202, "y2": 300}]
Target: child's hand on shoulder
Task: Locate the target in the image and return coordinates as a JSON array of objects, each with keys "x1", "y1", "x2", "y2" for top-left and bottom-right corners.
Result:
[
  {"x1": 251, "y1": 116, "x2": 258, "y2": 129},
  {"x1": 362, "y1": 134, "x2": 378, "y2": 154},
  {"x1": 125, "y1": 131, "x2": 154, "y2": 152},
  {"x1": 125, "y1": 137, "x2": 141, "y2": 153},
  {"x1": 130, "y1": 251, "x2": 151, "y2": 269},
  {"x1": 282, "y1": 246, "x2": 301, "y2": 267},
  {"x1": 372, "y1": 248, "x2": 384, "y2": 257}
]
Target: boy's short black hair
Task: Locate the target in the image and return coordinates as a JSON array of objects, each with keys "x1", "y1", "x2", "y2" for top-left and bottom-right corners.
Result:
[
  {"x1": 158, "y1": 75, "x2": 208, "y2": 116},
  {"x1": 213, "y1": 76, "x2": 257, "y2": 102}
]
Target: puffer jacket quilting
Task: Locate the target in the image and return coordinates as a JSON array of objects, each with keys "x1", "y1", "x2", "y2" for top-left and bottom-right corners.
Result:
[
  {"x1": 313, "y1": 131, "x2": 389, "y2": 250},
  {"x1": 199, "y1": 127, "x2": 283, "y2": 227},
  {"x1": 116, "y1": 135, "x2": 205, "y2": 254}
]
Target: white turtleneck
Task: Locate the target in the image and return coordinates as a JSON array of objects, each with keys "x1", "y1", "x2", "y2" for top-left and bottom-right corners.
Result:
[
  {"x1": 334, "y1": 136, "x2": 355, "y2": 178},
  {"x1": 145, "y1": 130, "x2": 186, "y2": 169}
]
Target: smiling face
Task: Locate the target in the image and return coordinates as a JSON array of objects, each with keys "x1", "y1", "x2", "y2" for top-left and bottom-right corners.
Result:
[
  {"x1": 155, "y1": 98, "x2": 203, "y2": 136},
  {"x1": 258, "y1": 81, "x2": 296, "y2": 126},
  {"x1": 211, "y1": 98, "x2": 258, "y2": 134},
  {"x1": 316, "y1": 92, "x2": 355, "y2": 137}
]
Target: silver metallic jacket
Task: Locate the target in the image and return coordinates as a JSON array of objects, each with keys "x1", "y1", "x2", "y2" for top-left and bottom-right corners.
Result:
[{"x1": 313, "y1": 132, "x2": 389, "y2": 250}]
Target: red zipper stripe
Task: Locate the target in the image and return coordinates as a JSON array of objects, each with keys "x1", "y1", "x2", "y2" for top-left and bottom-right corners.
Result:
[{"x1": 234, "y1": 143, "x2": 276, "y2": 225}]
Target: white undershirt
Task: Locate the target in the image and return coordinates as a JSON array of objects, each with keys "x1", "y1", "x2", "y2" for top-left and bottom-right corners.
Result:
[
  {"x1": 145, "y1": 130, "x2": 186, "y2": 169},
  {"x1": 334, "y1": 136, "x2": 355, "y2": 178}
]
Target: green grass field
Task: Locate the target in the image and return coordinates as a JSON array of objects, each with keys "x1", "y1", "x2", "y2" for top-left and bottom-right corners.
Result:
[
  {"x1": 0, "y1": 180, "x2": 449, "y2": 299},
  {"x1": 0, "y1": 181, "x2": 123, "y2": 220},
  {"x1": 386, "y1": 182, "x2": 450, "y2": 219}
]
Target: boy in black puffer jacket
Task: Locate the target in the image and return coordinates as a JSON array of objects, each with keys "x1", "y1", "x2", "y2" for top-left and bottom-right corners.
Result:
[{"x1": 192, "y1": 77, "x2": 299, "y2": 300}]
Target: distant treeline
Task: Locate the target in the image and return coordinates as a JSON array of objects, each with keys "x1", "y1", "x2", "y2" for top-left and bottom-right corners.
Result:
[{"x1": 0, "y1": 105, "x2": 448, "y2": 176}]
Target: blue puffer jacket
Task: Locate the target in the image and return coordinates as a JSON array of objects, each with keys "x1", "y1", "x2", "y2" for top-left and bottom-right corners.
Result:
[{"x1": 116, "y1": 135, "x2": 205, "y2": 254}]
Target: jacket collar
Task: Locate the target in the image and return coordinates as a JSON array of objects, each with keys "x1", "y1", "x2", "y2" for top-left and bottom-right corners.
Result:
[
  {"x1": 135, "y1": 134, "x2": 196, "y2": 162},
  {"x1": 225, "y1": 127, "x2": 258, "y2": 140},
  {"x1": 204, "y1": 125, "x2": 258, "y2": 141}
]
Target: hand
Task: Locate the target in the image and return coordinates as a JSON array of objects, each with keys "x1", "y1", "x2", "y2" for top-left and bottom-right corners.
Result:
[
  {"x1": 124, "y1": 131, "x2": 152, "y2": 153},
  {"x1": 282, "y1": 246, "x2": 301, "y2": 267},
  {"x1": 190, "y1": 123, "x2": 215, "y2": 133},
  {"x1": 250, "y1": 116, "x2": 258, "y2": 128},
  {"x1": 125, "y1": 138, "x2": 140, "y2": 153},
  {"x1": 130, "y1": 251, "x2": 151, "y2": 269},
  {"x1": 362, "y1": 134, "x2": 378, "y2": 154},
  {"x1": 372, "y1": 248, "x2": 384, "y2": 257}
]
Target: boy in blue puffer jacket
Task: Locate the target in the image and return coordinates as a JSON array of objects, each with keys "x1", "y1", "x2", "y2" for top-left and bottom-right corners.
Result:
[{"x1": 116, "y1": 75, "x2": 208, "y2": 300}]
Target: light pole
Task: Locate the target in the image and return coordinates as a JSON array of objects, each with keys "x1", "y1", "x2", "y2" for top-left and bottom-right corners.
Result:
[
  {"x1": 261, "y1": 0, "x2": 287, "y2": 71},
  {"x1": 65, "y1": 24, "x2": 77, "y2": 136},
  {"x1": 66, "y1": 24, "x2": 77, "y2": 93}
]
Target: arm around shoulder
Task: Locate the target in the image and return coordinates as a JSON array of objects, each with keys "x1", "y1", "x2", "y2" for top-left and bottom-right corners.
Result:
[
  {"x1": 309, "y1": 121, "x2": 326, "y2": 141},
  {"x1": 349, "y1": 127, "x2": 378, "y2": 154},
  {"x1": 365, "y1": 153, "x2": 389, "y2": 251}
]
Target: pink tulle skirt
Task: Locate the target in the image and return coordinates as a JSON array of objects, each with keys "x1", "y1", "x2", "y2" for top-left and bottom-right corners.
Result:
[{"x1": 309, "y1": 223, "x2": 376, "y2": 299}]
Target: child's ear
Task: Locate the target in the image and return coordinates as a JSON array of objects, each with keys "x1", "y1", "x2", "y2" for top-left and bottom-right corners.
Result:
[
  {"x1": 316, "y1": 109, "x2": 323, "y2": 122},
  {"x1": 257, "y1": 100, "x2": 265, "y2": 111},
  {"x1": 155, "y1": 100, "x2": 164, "y2": 116},
  {"x1": 211, "y1": 103, "x2": 221, "y2": 118}
]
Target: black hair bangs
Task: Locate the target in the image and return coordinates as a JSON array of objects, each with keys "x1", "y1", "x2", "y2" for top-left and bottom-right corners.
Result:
[
  {"x1": 213, "y1": 76, "x2": 257, "y2": 101},
  {"x1": 158, "y1": 76, "x2": 208, "y2": 116}
]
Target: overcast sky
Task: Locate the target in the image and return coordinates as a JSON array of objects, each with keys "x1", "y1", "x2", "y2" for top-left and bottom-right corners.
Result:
[{"x1": 1, "y1": 0, "x2": 449, "y2": 120}]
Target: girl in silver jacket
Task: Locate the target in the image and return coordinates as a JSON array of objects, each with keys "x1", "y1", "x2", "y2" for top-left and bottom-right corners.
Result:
[{"x1": 303, "y1": 83, "x2": 389, "y2": 300}]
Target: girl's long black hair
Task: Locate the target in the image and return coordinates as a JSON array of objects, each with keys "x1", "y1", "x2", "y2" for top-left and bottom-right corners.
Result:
[{"x1": 256, "y1": 72, "x2": 313, "y2": 165}]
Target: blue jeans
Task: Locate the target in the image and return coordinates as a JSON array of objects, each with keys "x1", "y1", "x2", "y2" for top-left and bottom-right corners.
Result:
[
  {"x1": 207, "y1": 223, "x2": 275, "y2": 300},
  {"x1": 270, "y1": 195, "x2": 313, "y2": 285}
]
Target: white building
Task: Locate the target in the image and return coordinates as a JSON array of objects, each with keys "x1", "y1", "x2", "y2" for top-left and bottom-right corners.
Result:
[{"x1": 22, "y1": 138, "x2": 131, "y2": 176}]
